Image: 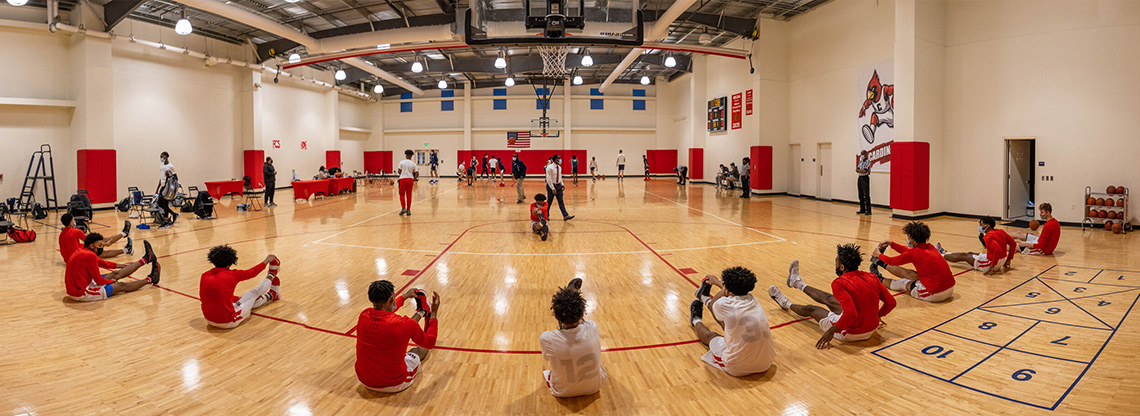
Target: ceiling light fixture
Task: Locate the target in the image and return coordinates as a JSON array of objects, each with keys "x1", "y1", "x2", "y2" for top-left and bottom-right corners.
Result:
[
  {"x1": 698, "y1": 30, "x2": 712, "y2": 45},
  {"x1": 335, "y1": 68, "x2": 347, "y2": 81},
  {"x1": 494, "y1": 49, "x2": 507, "y2": 69},
  {"x1": 664, "y1": 55, "x2": 676, "y2": 68},
  {"x1": 411, "y1": 58, "x2": 423, "y2": 73},
  {"x1": 573, "y1": 75, "x2": 583, "y2": 85},
  {"x1": 174, "y1": 8, "x2": 193, "y2": 36},
  {"x1": 438, "y1": 79, "x2": 448, "y2": 89},
  {"x1": 581, "y1": 49, "x2": 593, "y2": 67},
  {"x1": 505, "y1": 76, "x2": 515, "y2": 87},
  {"x1": 288, "y1": 53, "x2": 300, "y2": 64},
  {"x1": 373, "y1": 84, "x2": 383, "y2": 94},
  {"x1": 641, "y1": 75, "x2": 650, "y2": 85},
  {"x1": 7, "y1": 0, "x2": 29, "y2": 6},
  {"x1": 376, "y1": 44, "x2": 390, "y2": 49}
]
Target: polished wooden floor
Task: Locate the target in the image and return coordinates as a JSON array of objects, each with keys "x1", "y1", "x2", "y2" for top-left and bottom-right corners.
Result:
[{"x1": 3, "y1": 178, "x2": 1138, "y2": 415}]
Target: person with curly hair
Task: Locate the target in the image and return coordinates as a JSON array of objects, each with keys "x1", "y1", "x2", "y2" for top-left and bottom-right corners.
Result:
[
  {"x1": 199, "y1": 245, "x2": 281, "y2": 329},
  {"x1": 689, "y1": 266, "x2": 775, "y2": 377},
  {"x1": 767, "y1": 244, "x2": 897, "y2": 349},
  {"x1": 539, "y1": 277, "x2": 605, "y2": 397},
  {"x1": 64, "y1": 235, "x2": 159, "y2": 302},
  {"x1": 355, "y1": 280, "x2": 439, "y2": 393},
  {"x1": 868, "y1": 221, "x2": 955, "y2": 302}
]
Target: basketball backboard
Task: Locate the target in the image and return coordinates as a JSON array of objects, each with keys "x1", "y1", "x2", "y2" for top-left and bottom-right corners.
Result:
[
  {"x1": 466, "y1": 0, "x2": 643, "y2": 46},
  {"x1": 530, "y1": 117, "x2": 563, "y2": 138}
]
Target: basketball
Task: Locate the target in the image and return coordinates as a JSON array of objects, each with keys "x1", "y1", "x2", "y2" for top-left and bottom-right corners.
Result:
[
  {"x1": 1100, "y1": 210, "x2": 1109, "y2": 218},
  {"x1": 1113, "y1": 222, "x2": 1124, "y2": 234},
  {"x1": 1029, "y1": 220, "x2": 1040, "y2": 230},
  {"x1": 1107, "y1": 185, "x2": 1116, "y2": 194},
  {"x1": 1087, "y1": 197, "x2": 1097, "y2": 205},
  {"x1": 1118, "y1": 198, "x2": 1126, "y2": 207},
  {"x1": 1108, "y1": 211, "x2": 1117, "y2": 219},
  {"x1": 1106, "y1": 198, "x2": 1115, "y2": 207},
  {"x1": 1105, "y1": 220, "x2": 1114, "y2": 230},
  {"x1": 1118, "y1": 186, "x2": 1127, "y2": 194},
  {"x1": 1096, "y1": 198, "x2": 1105, "y2": 206}
]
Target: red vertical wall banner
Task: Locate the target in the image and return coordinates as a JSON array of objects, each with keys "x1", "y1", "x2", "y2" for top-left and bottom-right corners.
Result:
[
  {"x1": 76, "y1": 149, "x2": 116, "y2": 203},
  {"x1": 645, "y1": 150, "x2": 678, "y2": 174},
  {"x1": 688, "y1": 148, "x2": 704, "y2": 180},
  {"x1": 364, "y1": 151, "x2": 393, "y2": 173},
  {"x1": 745, "y1": 90, "x2": 753, "y2": 116},
  {"x1": 749, "y1": 146, "x2": 773, "y2": 190},
  {"x1": 243, "y1": 150, "x2": 265, "y2": 188},
  {"x1": 731, "y1": 93, "x2": 743, "y2": 130},
  {"x1": 326, "y1": 150, "x2": 342, "y2": 170},
  {"x1": 890, "y1": 141, "x2": 930, "y2": 211}
]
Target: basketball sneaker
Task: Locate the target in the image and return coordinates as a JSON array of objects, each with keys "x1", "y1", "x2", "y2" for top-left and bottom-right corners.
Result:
[
  {"x1": 689, "y1": 300, "x2": 703, "y2": 327},
  {"x1": 695, "y1": 278, "x2": 713, "y2": 303},
  {"x1": 787, "y1": 260, "x2": 806, "y2": 290},
  {"x1": 869, "y1": 261, "x2": 884, "y2": 281},
  {"x1": 124, "y1": 237, "x2": 134, "y2": 256},
  {"x1": 268, "y1": 275, "x2": 281, "y2": 300},
  {"x1": 268, "y1": 257, "x2": 280, "y2": 276},
  {"x1": 936, "y1": 242, "x2": 946, "y2": 255},
  {"x1": 768, "y1": 286, "x2": 791, "y2": 310},
  {"x1": 122, "y1": 220, "x2": 132, "y2": 238},
  {"x1": 147, "y1": 260, "x2": 161, "y2": 284},
  {"x1": 414, "y1": 289, "x2": 431, "y2": 314},
  {"x1": 541, "y1": 224, "x2": 549, "y2": 241},
  {"x1": 567, "y1": 278, "x2": 583, "y2": 292},
  {"x1": 143, "y1": 240, "x2": 157, "y2": 264}
]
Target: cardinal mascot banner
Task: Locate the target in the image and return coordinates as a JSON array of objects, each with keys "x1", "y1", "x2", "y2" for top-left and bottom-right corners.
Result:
[{"x1": 857, "y1": 62, "x2": 893, "y2": 173}]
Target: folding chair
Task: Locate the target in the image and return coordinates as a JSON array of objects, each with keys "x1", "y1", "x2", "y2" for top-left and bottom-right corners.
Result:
[
  {"x1": 141, "y1": 194, "x2": 164, "y2": 224},
  {"x1": 0, "y1": 204, "x2": 14, "y2": 244},
  {"x1": 242, "y1": 176, "x2": 263, "y2": 211},
  {"x1": 127, "y1": 186, "x2": 146, "y2": 220}
]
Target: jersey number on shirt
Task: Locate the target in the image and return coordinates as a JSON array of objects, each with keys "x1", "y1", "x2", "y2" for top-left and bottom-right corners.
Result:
[
  {"x1": 558, "y1": 353, "x2": 600, "y2": 383},
  {"x1": 738, "y1": 316, "x2": 767, "y2": 342}
]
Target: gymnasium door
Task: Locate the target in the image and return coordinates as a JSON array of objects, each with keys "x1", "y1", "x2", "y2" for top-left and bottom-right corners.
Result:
[
  {"x1": 789, "y1": 144, "x2": 801, "y2": 195},
  {"x1": 1005, "y1": 139, "x2": 1035, "y2": 219},
  {"x1": 817, "y1": 143, "x2": 832, "y2": 200}
]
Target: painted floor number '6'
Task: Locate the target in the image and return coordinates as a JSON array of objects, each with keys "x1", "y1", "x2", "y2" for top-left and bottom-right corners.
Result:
[{"x1": 1013, "y1": 369, "x2": 1036, "y2": 381}]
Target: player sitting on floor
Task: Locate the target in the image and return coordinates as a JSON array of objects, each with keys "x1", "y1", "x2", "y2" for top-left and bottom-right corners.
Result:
[
  {"x1": 199, "y1": 246, "x2": 281, "y2": 329},
  {"x1": 937, "y1": 217, "x2": 1017, "y2": 276},
  {"x1": 541, "y1": 277, "x2": 606, "y2": 397},
  {"x1": 59, "y1": 213, "x2": 133, "y2": 262},
  {"x1": 356, "y1": 280, "x2": 439, "y2": 393},
  {"x1": 64, "y1": 235, "x2": 159, "y2": 302},
  {"x1": 1010, "y1": 202, "x2": 1060, "y2": 255},
  {"x1": 868, "y1": 221, "x2": 956, "y2": 302},
  {"x1": 689, "y1": 267, "x2": 775, "y2": 377},
  {"x1": 531, "y1": 194, "x2": 551, "y2": 241},
  {"x1": 768, "y1": 245, "x2": 897, "y2": 348}
]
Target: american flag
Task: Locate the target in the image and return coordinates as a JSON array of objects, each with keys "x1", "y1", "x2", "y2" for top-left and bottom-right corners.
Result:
[{"x1": 507, "y1": 131, "x2": 531, "y2": 148}]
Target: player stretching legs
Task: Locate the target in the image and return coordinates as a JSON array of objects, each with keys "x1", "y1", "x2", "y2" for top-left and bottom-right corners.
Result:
[
  {"x1": 937, "y1": 217, "x2": 1017, "y2": 276},
  {"x1": 65, "y1": 236, "x2": 160, "y2": 302},
  {"x1": 356, "y1": 280, "x2": 439, "y2": 393},
  {"x1": 1010, "y1": 203, "x2": 1060, "y2": 255},
  {"x1": 531, "y1": 194, "x2": 551, "y2": 241},
  {"x1": 199, "y1": 246, "x2": 281, "y2": 329},
  {"x1": 689, "y1": 267, "x2": 775, "y2": 376},
  {"x1": 868, "y1": 221, "x2": 956, "y2": 302},
  {"x1": 767, "y1": 245, "x2": 896, "y2": 348},
  {"x1": 59, "y1": 213, "x2": 133, "y2": 262},
  {"x1": 541, "y1": 277, "x2": 606, "y2": 397}
]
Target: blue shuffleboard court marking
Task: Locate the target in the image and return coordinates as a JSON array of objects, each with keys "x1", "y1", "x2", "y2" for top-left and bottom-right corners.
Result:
[{"x1": 873, "y1": 264, "x2": 1140, "y2": 411}]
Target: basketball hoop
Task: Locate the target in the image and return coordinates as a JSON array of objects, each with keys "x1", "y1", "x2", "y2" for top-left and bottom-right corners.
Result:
[{"x1": 538, "y1": 45, "x2": 570, "y2": 78}]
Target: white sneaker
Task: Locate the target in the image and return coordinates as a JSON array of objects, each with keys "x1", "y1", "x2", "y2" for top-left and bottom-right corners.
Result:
[
  {"x1": 787, "y1": 260, "x2": 804, "y2": 290},
  {"x1": 768, "y1": 286, "x2": 791, "y2": 310}
]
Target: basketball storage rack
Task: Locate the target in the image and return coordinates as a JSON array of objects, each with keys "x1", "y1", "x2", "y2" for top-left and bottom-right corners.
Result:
[{"x1": 1082, "y1": 186, "x2": 1129, "y2": 233}]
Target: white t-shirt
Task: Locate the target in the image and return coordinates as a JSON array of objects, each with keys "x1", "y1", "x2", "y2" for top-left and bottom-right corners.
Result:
[
  {"x1": 488, "y1": 158, "x2": 498, "y2": 169},
  {"x1": 545, "y1": 162, "x2": 562, "y2": 187},
  {"x1": 540, "y1": 320, "x2": 607, "y2": 398},
  {"x1": 398, "y1": 159, "x2": 417, "y2": 179},
  {"x1": 159, "y1": 162, "x2": 176, "y2": 182},
  {"x1": 707, "y1": 295, "x2": 775, "y2": 376},
  {"x1": 617, "y1": 154, "x2": 626, "y2": 165},
  {"x1": 590, "y1": 160, "x2": 597, "y2": 169}
]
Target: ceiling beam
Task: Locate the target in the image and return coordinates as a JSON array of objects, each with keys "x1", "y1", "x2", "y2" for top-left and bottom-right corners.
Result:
[
  {"x1": 104, "y1": 0, "x2": 148, "y2": 30},
  {"x1": 642, "y1": 10, "x2": 757, "y2": 38}
]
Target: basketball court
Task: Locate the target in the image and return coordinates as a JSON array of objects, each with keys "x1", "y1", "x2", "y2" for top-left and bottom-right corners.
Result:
[{"x1": 2, "y1": 0, "x2": 1139, "y2": 414}]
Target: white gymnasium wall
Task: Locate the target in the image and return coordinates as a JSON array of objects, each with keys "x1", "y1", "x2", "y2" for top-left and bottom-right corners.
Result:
[
  {"x1": 262, "y1": 82, "x2": 339, "y2": 180},
  {"x1": 943, "y1": 0, "x2": 1140, "y2": 224},
  {"x1": 787, "y1": 0, "x2": 894, "y2": 203}
]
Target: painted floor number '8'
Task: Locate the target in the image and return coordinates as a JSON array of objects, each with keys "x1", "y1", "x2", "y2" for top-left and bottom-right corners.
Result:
[{"x1": 922, "y1": 345, "x2": 954, "y2": 358}]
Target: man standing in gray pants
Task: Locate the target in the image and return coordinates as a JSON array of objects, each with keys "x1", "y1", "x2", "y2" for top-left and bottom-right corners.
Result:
[
  {"x1": 512, "y1": 154, "x2": 527, "y2": 204},
  {"x1": 856, "y1": 150, "x2": 871, "y2": 215},
  {"x1": 263, "y1": 157, "x2": 277, "y2": 207},
  {"x1": 740, "y1": 157, "x2": 751, "y2": 199}
]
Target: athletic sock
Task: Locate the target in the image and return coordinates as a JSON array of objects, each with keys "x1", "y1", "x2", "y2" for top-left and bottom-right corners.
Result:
[
  {"x1": 691, "y1": 317, "x2": 701, "y2": 326},
  {"x1": 138, "y1": 258, "x2": 149, "y2": 266}
]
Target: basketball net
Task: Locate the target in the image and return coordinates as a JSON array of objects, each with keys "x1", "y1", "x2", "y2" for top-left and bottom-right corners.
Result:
[{"x1": 538, "y1": 45, "x2": 570, "y2": 78}]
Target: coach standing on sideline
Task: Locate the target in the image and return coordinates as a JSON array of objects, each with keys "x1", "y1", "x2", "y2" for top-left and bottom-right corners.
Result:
[
  {"x1": 263, "y1": 157, "x2": 277, "y2": 207},
  {"x1": 546, "y1": 154, "x2": 575, "y2": 221},
  {"x1": 512, "y1": 154, "x2": 527, "y2": 204},
  {"x1": 856, "y1": 150, "x2": 871, "y2": 215}
]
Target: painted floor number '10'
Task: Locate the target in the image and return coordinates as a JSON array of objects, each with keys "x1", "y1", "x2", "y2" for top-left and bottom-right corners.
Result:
[{"x1": 922, "y1": 345, "x2": 954, "y2": 358}]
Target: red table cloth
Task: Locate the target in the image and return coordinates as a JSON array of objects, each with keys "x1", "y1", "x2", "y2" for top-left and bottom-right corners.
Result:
[
  {"x1": 204, "y1": 180, "x2": 244, "y2": 198},
  {"x1": 292, "y1": 179, "x2": 330, "y2": 200},
  {"x1": 328, "y1": 177, "x2": 355, "y2": 194}
]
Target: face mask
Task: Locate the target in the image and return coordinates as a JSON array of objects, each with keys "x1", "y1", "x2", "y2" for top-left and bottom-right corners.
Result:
[
  {"x1": 906, "y1": 238, "x2": 913, "y2": 247},
  {"x1": 978, "y1": 225, "x2": 985, "y2": 233},
  {"x1": 834, "y1": 267, "x2": 844, "y2": 277}
]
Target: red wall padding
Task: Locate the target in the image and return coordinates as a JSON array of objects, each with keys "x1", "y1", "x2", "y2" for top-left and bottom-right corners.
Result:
[
  {"x1": 458, "y1": 150, "x2": 589, "y2": 175},
  {"x1": 749, "y1": 146, "x2": 773, "y2": 190},
  {"x1": 243, "y1": 150, "x2": 265, "y2": 188},
  {"x1": 76, "y1": 149, "x2": 116, "y2": 203},
  {"x1": 364, "y1": 151, "x2": 393, "y2": 173},
  {"x1": 646, "y1": 149, "x2": 677, "y2": 174},
  {"x1": 890, "y1": 141, "x2": 930, "y2": 211},
  {"x1": 326, "y1": 150, "x2": 342, "y2": 170},
  {"x1": 688, "y1": 148, "x2": 704, "y2": 180}
]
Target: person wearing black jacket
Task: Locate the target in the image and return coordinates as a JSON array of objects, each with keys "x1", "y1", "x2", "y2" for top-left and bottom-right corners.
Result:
[
  {"x1": 263, "y1": 157, "x2": 277, "y2": 207},
  {"x1": 512, "y1": 154, "x2": 527, "y2": 203}
]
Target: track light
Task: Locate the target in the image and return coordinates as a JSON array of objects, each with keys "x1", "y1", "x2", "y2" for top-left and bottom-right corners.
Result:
[
  {"x1": 505, "y1": 76, "x2": 515, "y2": 87},
  {"x1": 641, "y1": 75, "x2": 650, "y2": 85},
  {"x1": 581, "y1": 53, "x2": 593, "y2": 67},
  {"x1": 411, "y1": 59, "x2": 423, "y2": 73},
  {"x1": 175, "y1": 9, "x2": 192, "y2": 36},
  {"x1": 335, "y1": 69, "x2": 347, "y2": 81},
  {"x1": 664, "y1": 55, "x2": 676, "y2": 68},
  {"x1": 438, "y1": 79, "x2": 447, "y2": 89},
  {"x1": 374, "y1": 84, "x2": 383, "y2": 94},
  {"x1": 7, "y1": 0, "x2": 29, "y2": 6},
  {"x1": 288, "y1": 53, "x2": 300, "y2": 64},
  {"x1": 573, "y1": 75, "x2": 583, "y2": 85},
  {"x1": 494, "y1": 50, "x2": 507, "y2": 69}
]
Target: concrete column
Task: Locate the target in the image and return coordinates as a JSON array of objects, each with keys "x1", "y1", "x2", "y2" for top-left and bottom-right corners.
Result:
[
  {"x1": 69, "y1": 35, "x2": 114, "y2": 149},
  {"x1": 563, "y1": 78, "x2": 572, "y2": 150},
  {"x1": 463, "y1": 81, "x2": 472, "y2": 151},
  {"x1": 240, "y1": 70, "x2": 263, "y2": 151},
  {"x1": 893, "y1": 0, "x2": 946, "y2": 216},
  {"x1": 689, "y1": 53, "x2": 708, "y2": 152}
]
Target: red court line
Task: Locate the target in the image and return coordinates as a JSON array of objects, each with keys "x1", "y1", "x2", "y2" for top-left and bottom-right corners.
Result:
[
  {"x1": 581, "y1": 220, "x2": 699, "y2": 287},
  {"x1": 394, "y1": 221, "x2": 514, "y2": 294},
  {"x1": 770, "y1": 317, "x2": 813, "y2": 329}
]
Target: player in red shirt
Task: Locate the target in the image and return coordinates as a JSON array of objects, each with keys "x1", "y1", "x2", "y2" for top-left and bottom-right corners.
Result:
[
  {"x1": 531, "y1": 194, "x2": 551, "y2": 241},
  {"x1": 768, "y1": 244, "x2": 896, "y2": 348},
  {"x1": 199, "y1": 245, "x2": 281, "y2": 329},
  {"x1": 1011, "y1": 202, "x2": 1061, "y2": 255},
  {"x1": 58, "y1": 213, "x2": 133, "y2": 263},
  {"x1": 65, "y1": 234, "x2": 160, "y2": 302},
  {"x1": 937, "y1": 217, "x2": 1017, "y2": 276},
  {"x1": 869, "y1": 221, "x2": 955, "y2": 302},
  {"x1": 356, "y1": 280, "x2": 439, "y2": 393}
]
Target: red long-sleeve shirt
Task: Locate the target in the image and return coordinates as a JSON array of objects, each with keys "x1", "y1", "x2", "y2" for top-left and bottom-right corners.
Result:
[
  {"x1": 355, "y1": 308, "x2": 438, "y2": 388},
  {"x1": 531, "y1": 202, "x2": 550, "y2": 221},
  {"x1": 831, "y1": 271, "x2": 896, "y2": 334},
  {"x1": 59, "y1": 227, "x2": 87, "y2": 263},
  {"x1": 879, "y1": 242, "x2": 955, "y2": 294},
  {"x1": 64, "y1": 248, "x2": 117, "y2": 297},
  {"x1": 980, "y1": 229, "x2": 1017, "y2": 268},
  {"x1": 199, "y1": 263, "x2": 266, "y2": 323},
  {"x1": 1033, "y1": 219, "x2": 1060, "y2": 255}
]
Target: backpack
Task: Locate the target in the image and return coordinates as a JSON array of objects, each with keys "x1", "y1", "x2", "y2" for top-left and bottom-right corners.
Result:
[
  {"x1": 180, "y1": 199, "x2": 195, "y2": 212},
  {"x1": 193, "y1": 190, "x2": 215, "y2": 219},
  {"x1": 8, "y1": 227, "x2": 36, "y2": 243},
  {"x1": 161, "y1": 174, "x2": 180, "y2": 201},
  {"x1": 31, "y1": 203, "x2": 47, "y2": 220},
  {"x1": 116, "y1": 197, "x2": 131, "y2": 212},
  {"x1": 68, "y1": 194, "x2": 94, "y2": 220}
]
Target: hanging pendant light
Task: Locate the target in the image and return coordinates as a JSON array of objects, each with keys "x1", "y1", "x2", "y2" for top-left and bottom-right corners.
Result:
[
  {"x1": 288, "y1": 53, "x2": 301, "y2": 64},
  {"x1": 640, "y1": 75, "x2": 650, "y2": 85},
  {"x1": 411, "y1": 57, "x2": 423, "y2": 73},
  {"x1": 494, "y1": 49, "x2": 507, "y2": 69},
  {"x1": 335, "y1": 68, "x2": 347, "y2": 81},
  {"x1": 572, "y1": 75, "x2": 583, "y2": 85},
  {"x1": 438, "y1": 79, "x2": 447, "y2": 89},
  {"x1": 7, "y1": 0, "x2": 30, "y2": 6},
  {"x1": 373, "y1": 84, "x2": 384, "y2": 94},
  {"x1": 505, "y1": 76, "x2": 515, "y2": 87},
  {"x1": 175, "y1": 9, "x2": 193, "y2": 36},
  {"x1": 664, "y1": 55, "x2": 677, "y2": 68},
  {"x1": 581, "y1": 50, "x2": 593, "y2": 67}
]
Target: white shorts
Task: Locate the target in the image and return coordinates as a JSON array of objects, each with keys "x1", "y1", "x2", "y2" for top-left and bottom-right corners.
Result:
[
  {"x1": 70, "y1": 280, "x2": 112, "y2": 302},
  {"x1": 364, "y1": 352, "x2": 422, "y2": 393},
  {"x1": 207, "y1": 302, "x2": 252, "y2": 329},
  {"x1": 700, "y1": 336, "x2": 731, "y2": 372},
  {"x1": 819, "y1": 312, "x2": 874, "y2": 342},
  {"x1": 905, "y1": 280, "x2": 954, "y2": 302},
  {"x1": 1020, "y1": 234, "x2": 1044, "y2": 255},
  {"x1": 972, "y1": 253, "x2": 992, "y2": 273}
]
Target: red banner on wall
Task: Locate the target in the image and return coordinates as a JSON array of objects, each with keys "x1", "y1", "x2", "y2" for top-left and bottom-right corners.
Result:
[
  {"x1": 745, "y1": 89, "x2": 753, "y2": 115},
  {"x1": 731, "y1": 93, "x2": 743, "y2": 130}
]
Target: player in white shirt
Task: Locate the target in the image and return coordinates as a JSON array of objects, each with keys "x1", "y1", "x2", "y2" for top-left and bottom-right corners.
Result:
[
  {"x1": 589, "y1": 157, "x2": 599, "y2": 181},
  {"x1": 616, "y1": 150, "x2": 627, "y2": 181},
  {"x1": 540, "y1": 277, "x2": 605, "y2": 397},
  {"x1": 689, "y1": 267, "x2": 776, "y2": 377},
  {"x1": 488, "y1": 157, "x2": 499, "y2": 182},
  {"x1": 397, "y1": 150, "x2": 418, "y2": 216},
  {"x1": 544, "y1": 155, "x2": 575, "y2": 221}
]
